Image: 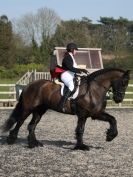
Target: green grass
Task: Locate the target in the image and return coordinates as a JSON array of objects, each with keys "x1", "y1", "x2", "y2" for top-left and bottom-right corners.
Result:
[
  {"x1": 0, "y1": 79, "x2": 17, "y2": 99},
  {"x1": 129, "y1": 80, "x2": 133, "y2": 84},
  {"x1": 0, "y1": 78, "x2": 18, "y2": 84}
]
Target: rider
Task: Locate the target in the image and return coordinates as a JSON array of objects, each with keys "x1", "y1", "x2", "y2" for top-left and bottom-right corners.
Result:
[{"x1": 60, "y1": 42, "x2": 88, "y2": 112}]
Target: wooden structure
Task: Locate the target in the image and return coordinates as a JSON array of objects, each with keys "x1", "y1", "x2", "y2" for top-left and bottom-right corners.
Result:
[
  {"x1": 0, "y1": 84, "x2": 16, "y2": 109},
  {"x1": 16, "y1": 71, "x2": 51, "y2": 85},
  {"x1": 0, "y1": 47, "x2": 133, "y2": 109},
  {"x1": 51, "y1": 47, "x2": 103, "y2": 73}
]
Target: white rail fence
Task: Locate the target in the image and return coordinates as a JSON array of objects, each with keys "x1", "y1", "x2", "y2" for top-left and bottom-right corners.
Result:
[
  {"x1": 107, "y1": 84, "x2": 133, "y2": 108},
  {"x1": 16, "y1": 70, "x2": 51, "y2": 85},
  {"x1": 0, "y1": 84, "x2": 16, "y2": 109},
  {"x1": 0, "y1": 84, "x2": 133, "y2": 109},
  {"x1": 0, "y1": 72, "x2": 133, "y2": 109}
]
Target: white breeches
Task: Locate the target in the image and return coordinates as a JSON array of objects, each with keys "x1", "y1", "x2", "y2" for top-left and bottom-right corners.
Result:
[{"x1": 61, "y1": 71, "x2": 75, "y2": 91}]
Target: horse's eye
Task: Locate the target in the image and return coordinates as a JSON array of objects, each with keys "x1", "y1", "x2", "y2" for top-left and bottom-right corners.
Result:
[
  {"x1": 122, "y1": 80, "x2": 125, "y2": 86},
  {"x1": 122, "y1": 79, "x2": 128, "y2": 87}
]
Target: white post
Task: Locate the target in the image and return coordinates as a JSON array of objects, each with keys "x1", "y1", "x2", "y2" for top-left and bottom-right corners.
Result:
[{"x1": 34, "y1": 69, "x2": 36, "y2": 80}]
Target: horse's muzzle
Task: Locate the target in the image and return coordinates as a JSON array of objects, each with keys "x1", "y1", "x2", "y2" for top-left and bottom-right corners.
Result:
[{"x1": 113, "y1": 93, "x2": 124, "y2": 103}]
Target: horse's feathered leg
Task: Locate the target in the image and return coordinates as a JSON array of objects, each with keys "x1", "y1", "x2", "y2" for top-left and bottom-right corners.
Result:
[
  {"x1": 74, "y1": 116, "x2": 89, "y2": 150},
  {"x1": 7, "y1": 110, "x2": 30, "y2": 144},
  {"x1": 91, "y1": 112, "x2": 118, "y2": 141},
  {"x1": 27, "y1": 108, "x2": 48, "y2": 148}
]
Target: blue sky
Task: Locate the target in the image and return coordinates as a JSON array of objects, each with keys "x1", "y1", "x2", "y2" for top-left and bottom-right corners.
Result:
[{"x1": 1, "y1": 0, "x2": 133, "y2": 23}]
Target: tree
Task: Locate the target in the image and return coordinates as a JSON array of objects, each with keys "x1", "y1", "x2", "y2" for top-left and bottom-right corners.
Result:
[
  {"x1": 0, "y1": 15, "x2": 15, "y2": 68},
  {"x1": 31, "y1": 36, "x2": 40, "y2": 63},
  {"x1": 127, "y1": 21, "x2": 133, "y2": 50},
  {"x1": 51, "y1": 19, "x2": 91, "y2": 47},
  {"x1": 99, "y1": 17, "x2": 129, "y2": 58},
  {"x1": 14, "y1": 7, "x2": 61, "y2": 45},
  {"x1": 40, "y1": 34, "x2": 53, "y2": 66}
]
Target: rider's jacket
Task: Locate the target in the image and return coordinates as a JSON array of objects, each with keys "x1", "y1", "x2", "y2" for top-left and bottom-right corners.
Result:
[{"x1": 62, "y1": 53, "x2": 81, "y2": 74}]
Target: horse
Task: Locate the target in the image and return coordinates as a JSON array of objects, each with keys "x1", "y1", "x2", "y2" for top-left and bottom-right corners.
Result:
[{"x1": 2, "y1": 68, "x2": 130, "y2": 150}]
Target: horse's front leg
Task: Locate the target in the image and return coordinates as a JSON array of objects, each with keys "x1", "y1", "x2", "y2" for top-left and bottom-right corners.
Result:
[
  {"x1": 74, "y1": 116, "x2": 89, "y2": 150},
  {"x1": 92, "y1": 112, "x2": 118, "y2": 141}
]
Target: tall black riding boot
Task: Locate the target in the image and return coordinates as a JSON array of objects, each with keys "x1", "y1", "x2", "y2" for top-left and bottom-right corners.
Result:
[{"x1": 60, "y1": 89, "x2": 72, "y2": 112}]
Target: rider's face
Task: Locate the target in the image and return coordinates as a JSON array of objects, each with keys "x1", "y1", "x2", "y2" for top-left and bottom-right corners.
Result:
[{"x1": 73, "y1": 49, "x2": 77, "y2": 56}]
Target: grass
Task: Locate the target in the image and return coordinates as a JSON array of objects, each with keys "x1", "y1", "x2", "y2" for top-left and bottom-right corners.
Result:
[
  {"x1": 0, "y1": 79, "x2": 17, "y2": 99},
  {"x1": 0, "y1": 78, "x2": 18, "y2": 84}
]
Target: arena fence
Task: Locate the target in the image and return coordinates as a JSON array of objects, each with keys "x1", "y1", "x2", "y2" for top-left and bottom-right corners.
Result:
[
  {"x1": 107, "y1": 84, "x2": 133, "y2": 108},
  {"x1": 0, "y1": 72, "x2": 133, "y2": 109},
  {"x1": 0, "y1": 84, "x2": 16, "y2": 109}
]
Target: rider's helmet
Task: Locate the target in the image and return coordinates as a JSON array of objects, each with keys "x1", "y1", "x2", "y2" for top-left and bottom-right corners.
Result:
[{"x1": 66, "y1": 43, "x2": 78, "y2": 52}]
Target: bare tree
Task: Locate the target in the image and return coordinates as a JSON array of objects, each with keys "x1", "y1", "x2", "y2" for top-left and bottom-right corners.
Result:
[{"x1": 13, "y1": 7, "x2": 61, "y2": 44}]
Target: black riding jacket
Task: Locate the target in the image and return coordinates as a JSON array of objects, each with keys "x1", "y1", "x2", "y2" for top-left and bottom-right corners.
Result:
[{"x1": 62, "y1": 53, "x2": 81, "y2": 73}]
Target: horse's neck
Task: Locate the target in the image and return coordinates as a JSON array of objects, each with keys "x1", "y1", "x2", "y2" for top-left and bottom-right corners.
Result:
[{"x1": 94, "y1": 71, "x2": 122, "y2": 89}]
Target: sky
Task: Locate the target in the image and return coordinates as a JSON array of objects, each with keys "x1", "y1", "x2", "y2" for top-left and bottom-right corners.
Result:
[{"x1": 0, "y1": 0, "x2": 133, "y2": 23}]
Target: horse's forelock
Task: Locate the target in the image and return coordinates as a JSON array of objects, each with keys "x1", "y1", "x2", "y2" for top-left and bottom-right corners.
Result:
[{"x1": 123, "y1": 70, "x2": 130, "y2": 80}]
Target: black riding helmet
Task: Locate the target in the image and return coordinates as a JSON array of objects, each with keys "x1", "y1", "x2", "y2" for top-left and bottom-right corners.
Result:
[{"x1": 66, "y1": 43, "x2": 78, "y2": 52}]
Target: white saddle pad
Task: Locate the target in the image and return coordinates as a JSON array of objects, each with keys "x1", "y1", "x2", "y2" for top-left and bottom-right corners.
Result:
[
  {"x1": 61, "y1": 85, "x2": 79, "y2": 99},
  {"x1": 54, "y1": 79, "x2": 79, "y2": 99}
]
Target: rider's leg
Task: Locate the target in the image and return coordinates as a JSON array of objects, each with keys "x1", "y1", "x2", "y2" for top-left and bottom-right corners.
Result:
[
  {"x1": 60, "y1": 73, "x2": 75, "y2": 112},
  {"x1": 60, "y1": 80, "x2": 74, "y2": 112},
  {"x1": 60, "y1": 88, "x2": 72, "y2": 112}
]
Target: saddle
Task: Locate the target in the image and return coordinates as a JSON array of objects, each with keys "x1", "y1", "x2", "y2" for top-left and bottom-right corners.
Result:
[{"x1": 54, "y1": 76, "x2": 81, "y2": 99}]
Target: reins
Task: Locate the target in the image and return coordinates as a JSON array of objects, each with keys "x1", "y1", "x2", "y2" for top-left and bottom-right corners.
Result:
[{"x1": 74, "y1": 68, "x2": 128, "y2": 100}]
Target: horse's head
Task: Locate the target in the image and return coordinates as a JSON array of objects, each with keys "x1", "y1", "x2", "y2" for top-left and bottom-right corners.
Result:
[{"x1": 111, "y1": 70, "x2": 130, "y2": 103}]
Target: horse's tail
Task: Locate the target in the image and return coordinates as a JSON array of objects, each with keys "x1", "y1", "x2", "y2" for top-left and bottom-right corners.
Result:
[{"x1": 2, "y1": 94, "x2": 23, "y2": 132}]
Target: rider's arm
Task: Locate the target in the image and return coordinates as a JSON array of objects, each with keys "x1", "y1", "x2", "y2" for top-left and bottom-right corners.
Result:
[{"x1": 62, "y1": 55, "x2": 82, "y2": 73}]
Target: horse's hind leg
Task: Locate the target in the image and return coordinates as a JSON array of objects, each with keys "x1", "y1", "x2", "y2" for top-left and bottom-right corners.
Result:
[
  {"x1": 7, "y1": 111, "x2": 30, "y2": 144},
  {"x1": 92, "y1": 112, "x2": 118, "y2": 141},
  {"x1": 27, "y1": 110, "x2": 45, "y2": 148}
]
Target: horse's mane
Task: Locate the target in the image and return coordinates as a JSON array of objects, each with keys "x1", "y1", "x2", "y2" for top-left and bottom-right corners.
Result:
[{"x1": 86, "y1": 68, "x2": 125, "y2": 82}]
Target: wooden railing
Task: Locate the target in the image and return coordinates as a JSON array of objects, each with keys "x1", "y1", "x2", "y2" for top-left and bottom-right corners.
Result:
[
  {"x1": 0, "y1": 72, "x2": 133, "y2": 109},
  {"x1": 0, "y1": 84, "x2": 16, "y2": 109},
  {"x1": 107, "y1": 84, "x2": 133, "y2": 108},
  {"x1": 0, "y1": 71, "x2": 51, "y2": 109},
  {"x1": 33, "y1": 71, "x2": 51, "y2": 81},
  {"x1": 16, "y1": 71, "x2": 51, "y2": 85}
]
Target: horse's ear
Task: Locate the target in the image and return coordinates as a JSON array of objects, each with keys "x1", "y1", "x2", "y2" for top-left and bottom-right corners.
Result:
[
  {"x1": 123, "y1": 70, "x2": 130, "y2": 79},
  {"x1": 126, "y1": 70, "x2": 130, "y2": 74}
]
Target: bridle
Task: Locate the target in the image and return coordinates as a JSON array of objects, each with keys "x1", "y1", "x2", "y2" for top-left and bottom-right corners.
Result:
[
  {"x1": 76, "y1": 75, "x2": 126, "y2": 98},
  {"x1": 93, "y1": 79, "x2": 126, "y2": 96},
  {"x1": 112, "y1": 89, "x2": 125, "y2": 96}
]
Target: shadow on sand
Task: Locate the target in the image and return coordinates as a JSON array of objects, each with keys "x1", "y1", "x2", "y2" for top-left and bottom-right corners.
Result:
[{"x1": 0, "y1": 135, "x2": 104, "y2": 150}]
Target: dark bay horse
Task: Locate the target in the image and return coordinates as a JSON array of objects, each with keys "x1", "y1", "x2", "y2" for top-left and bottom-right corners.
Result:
[{"x1": 2, "y1": 68, "x2": 130, "y2": 150}]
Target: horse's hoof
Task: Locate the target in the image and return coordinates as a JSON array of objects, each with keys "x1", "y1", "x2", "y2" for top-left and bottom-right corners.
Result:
[
  {"x1": 28, "y1": 140, "x2": 43, "y2": 148},
  {"x1": 7, "y1": 137, "x2": 16, "y2": 145},
  {"x1": 106, "y1": 135, "x2": 113, "y2": 141},
  {"x1": 36, "y1": 141, "x2": 43, "y2": 147},
  {"x1": 74, "y1": 144, "x2": 90, "y2": 151},
  {"x1": 106, "y1": 129, "x2": 118, "y2": 141}
]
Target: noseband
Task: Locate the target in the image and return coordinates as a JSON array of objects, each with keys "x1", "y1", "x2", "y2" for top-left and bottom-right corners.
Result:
[{"x1": 112, "y1": 90, "x2": 125, "y2": 95}]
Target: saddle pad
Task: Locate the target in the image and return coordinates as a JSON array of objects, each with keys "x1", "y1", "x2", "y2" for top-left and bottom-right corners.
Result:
[{"x1": 61, "y1": 85, "x2": 79, "y2": 99}]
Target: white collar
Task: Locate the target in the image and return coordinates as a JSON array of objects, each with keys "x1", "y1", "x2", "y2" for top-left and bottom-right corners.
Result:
[{"x1": 69, "y1": 52, "x2": 77, "y2": 67}]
